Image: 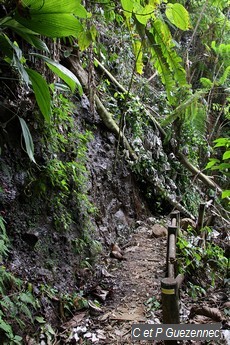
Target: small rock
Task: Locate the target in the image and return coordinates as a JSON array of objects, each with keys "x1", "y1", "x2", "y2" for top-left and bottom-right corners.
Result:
[
  {"x1": 91, "y1": 333, "x2": 99, "y2": 343},
  {"x1": 84, "y1": 332, "x2": 92, "y2": 338},
  {"x1": 73, "y1": 333, "x2": 79, "y2": 342},
  {"x1": 150, "y1": 224, "x2": 167, "y2": 238},
  {"x1": 146, "y1": 217, "x2": 156, "y2": 225},
  {"x1": 180, "y1": 218, "x2": 196, "y2": 231},
  {"x1": 223, "y1": 301, "x2": 230, "y2": 309}
]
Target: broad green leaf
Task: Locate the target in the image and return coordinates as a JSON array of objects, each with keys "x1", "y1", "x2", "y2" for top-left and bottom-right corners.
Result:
[
  {"x1": 0, "y1": 16, "x2": 12, "y2": 26},
  {"x1": 0, "y1": 317, "x2": 12, "y2": 334},
  {"x1": 212, "y1": 162, "x2": 230, "y2": 170},
  {"x1": 2, "y1": 36, "x2": 31, "y2": 84},
  {"x1": 223, "y1": 150, "x2": 230, "y2": 160},
  {"x1": 121, "y1": 0, "x2": 134, "y2": 12},
  {"x1": 15, "y1": 13, "x2": 83, "y2": 38},
  {"x1": 211, "y1": 41, "x2": 230, "y2": 63},
  {"x1": 20, "y1": 34, "x2": 49, "y2": 52},
  {"x1": 2, "y1": 20, "x2": 49, "y2": 50},
  {"x1": 166, "y1": 3, "x2": 190, "y2": 30},
  {"x1": 0, "y1": 217, "x2": 6, "y2": 233},
  {"x1": 18, "y1": 117, "x2": 36, "y2": 163},
  {"x1": 19, "y1": 0, "x2": 88, "y2": 17},
  {"x1": 26, "y1": 68, "x2": 51, "y2": 122},
  {"x1": 3, "y1": 19, "x2": 39, "y2": 34},
  {"x1": 46, "y1": 62, "x2": 82, "y2": 94},
  {"x1": 133, "y1": 40, "x2": 144, "y2": 74},
  {"x1": 135, "y1": 4, "x2": 156, "y2": 25},
  {"x1": 222, "y1": 190, "x2": 230, "y2": 199},
  {"x1": 35, "y1": 316, "x2": 46, "y2": 323},
  {"x1": 46, "y1": 324, "x2": 56, "y2": 335},
  {"x1": 13, "y1": 336, "x2": 23, "y2": 344},
  {"x1": 205, "y1": 159, "x2": 220, "y2": 170},
  {"x1": 16, "y1": 31, "x2": 49, "y2": 52},
  {"x1": 90, "y1": 26, "x2": 98, "y2": 42},
  {"x1": 14, "y1": 0, "x2": 86, "y2": 38},
  {"x1": 121, "y1": 0, "x2": 133, "y2": 20},
  {"x1": 214, "y1": 137, "x2": 229, "y2": 147},
  {"x1": 20, "y1": 304, "x2": 33, "y2": 321},
  {"x1": 31, "y1": 54, "x2": 83, "y2": 94},
  {"x1": 78, "y1": 30, "x2": 92, "y2": 51}
]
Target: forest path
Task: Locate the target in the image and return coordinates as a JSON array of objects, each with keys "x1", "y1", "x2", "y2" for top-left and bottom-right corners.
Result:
[
  {"x1": 89, "y1": 223, "x2": 167, "y2": 344},
  {"x1": 60, "y1": 221, "x2": 168, "y2": 344}
]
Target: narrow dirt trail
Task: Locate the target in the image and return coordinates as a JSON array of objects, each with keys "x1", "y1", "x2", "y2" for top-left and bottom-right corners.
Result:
[
  {"x1": 93, "y1": 224, "x2": 167, "y2": 344},
  {"x1": 60, "y1": 222, "x2": 168, "y2": 344}
]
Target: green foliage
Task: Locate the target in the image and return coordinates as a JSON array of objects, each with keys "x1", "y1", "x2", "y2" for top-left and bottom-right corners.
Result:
[
  {"x1": 166, "y1": 3, "x2": 191, "y2": 30},
  {"x1": 26, "y1": 68, "x2": 51, "y2": 122},
  {"x1": 0, "y1": 217, "x2": 39, "y2": 341},
  {"x1": 145, "y1": 296, "x2": 161, "y2": 312},
  {"x1": 187, "y1": 282, "x2": 206, "y2": 300},
  {"x1": 0, "y1": 267, "x2": 38, "y2": 342},
  {"x1": 205, "y1": 137, "x2": 230, "y2": 200},
  {"x1": 148, "y1": 18, "x2": 189, "y2": 103},
  {"x1": 61, "y1": 290, "x2": 88, "y2": 316},
  {"x1": 177, "y1": 228, "x2": 228, "y2": 289},
  {"x1": 39, "y1": 93, "x2": 96, "y2": 255},
  {"x1": 0, "y1": 216, "x2": 9, "y2": 262},
  {"x1": 32, "y1": 53, "x2": 83, "y2": 94},
  {"x1": 119, "y1": 0, "x2": 190, "y2": 104},
  {"x1": 0, "y1": 0, "x2": 87, "y2": 161},
  {"x1": 18, "y1": 117, "x2": 36, "y2": 164},
  {"x1": 13, "y1": 0, "x2": 87, "y2": 38}
]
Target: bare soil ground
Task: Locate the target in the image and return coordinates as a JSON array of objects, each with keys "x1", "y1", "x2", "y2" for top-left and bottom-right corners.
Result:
[
  {"x1": 60, "y1": 223, "x2": 168, "y2": 344},
  {"x1": 95, "y1": 226, "x2": 166, "y2": 344}
]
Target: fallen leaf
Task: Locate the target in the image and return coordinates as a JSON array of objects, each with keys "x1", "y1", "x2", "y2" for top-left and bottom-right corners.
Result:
[
  {"x1": 88, "y1": 300, "x2": 103, "y2": 313},
  {"x1": 62, "y1": 312, "x2": 85, "y2": 329},
  {"x1": 98, "y1": 311, "x2": 111, "y2": 321},
  {"x1": 110, "y1": 250, "x2": 127, "y2": 260},
  {"x1": 190, "y1": 306, "x2": 223, "y2": 322},
  {"x1": 101, "y1": 268, "x2": 114, "y2": 277}
]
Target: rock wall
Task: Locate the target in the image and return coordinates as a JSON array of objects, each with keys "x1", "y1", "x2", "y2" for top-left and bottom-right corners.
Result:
[{"x1": 0, "y1": 95, "x2": 150, "y2": 293}]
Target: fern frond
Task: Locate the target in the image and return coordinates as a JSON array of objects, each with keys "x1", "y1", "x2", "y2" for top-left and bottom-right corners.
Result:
[
  {"x1": 150, "y1": 45, "x2": 175, "y2": 104},
  {"x1": 185, "y1": 100, "x2": 207, "y2": 136},
  {"x1": 19, "y1": 303, "x2": 33, "y2": 322},
  {"x1": 150, "y1": 19, "x2": 188, "y2": 86},
  {"x1": 147, "y1": 19, "x2": 188, "y2": 103},
  {"x1": 162, "y1": 90, "x2": 206, "y2": 126},
  {"x1": 211, "y1": 41, "x2": 230, "y2": 64},
  {"x1": 19, "y1": 292, "x2": 37, "y2": 308},
  {"x1": 218, "y1": 65, "x2": 230, "y2": 85}
]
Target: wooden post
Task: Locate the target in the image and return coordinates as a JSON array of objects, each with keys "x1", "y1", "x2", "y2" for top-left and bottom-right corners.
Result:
[
  {"x1": 197, "y1": 202, "x2": 206, "y2": 231},
  {"x1": 175, "y1": 274, "x2": 184, "y2": 289},
  {"x1": 204, "y1": 198, "x2": 215, "y2": 227},
  {"x1": 161, "y1": 278, "x2": 179, "y2": 345},
  {"x1": 170, "y1": 211, "x2": 180, "y2": 225},
  {"x1": 168, "y1": 234, "x2": 176, "y2": 278},
  {"x1": 197, "y1": 202, "x2": 206, "y2": 247},
  {"x1": 166, "y1": 225, "x2": 177, "y2": 277}
]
